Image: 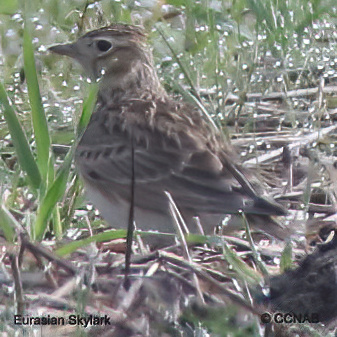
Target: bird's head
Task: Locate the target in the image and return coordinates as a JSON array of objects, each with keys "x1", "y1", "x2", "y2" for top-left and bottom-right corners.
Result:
[{"x1": 49, "y1": 24, "x2": 158, "y2": 94}]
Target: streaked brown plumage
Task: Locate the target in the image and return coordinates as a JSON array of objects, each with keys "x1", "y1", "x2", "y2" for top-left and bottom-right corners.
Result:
[{"x1": 49, "y1": 24, "x2": 287, "y2": 237}]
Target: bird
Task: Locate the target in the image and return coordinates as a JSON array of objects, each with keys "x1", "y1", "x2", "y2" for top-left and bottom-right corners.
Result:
[{"x1": 49, "y1": 24, "x2": 287, "y2": 238}]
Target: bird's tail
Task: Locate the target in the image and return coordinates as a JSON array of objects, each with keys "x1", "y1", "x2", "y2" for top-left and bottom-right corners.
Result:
[{"x1": 224, "y1": 213, "x2": 289, "y2": 240}]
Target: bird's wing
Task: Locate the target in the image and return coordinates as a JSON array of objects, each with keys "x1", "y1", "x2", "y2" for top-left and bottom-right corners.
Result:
[
  {"x1": 76, "y1": 107, "x2": 186, "y2": 184},
  {"x1": 76, "y1": 103, "x2": 284, "y2": 216}
]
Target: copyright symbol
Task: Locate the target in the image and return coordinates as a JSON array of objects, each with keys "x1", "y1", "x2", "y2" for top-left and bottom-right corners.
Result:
[{"x1": 261, "y1": 312, "x2": 272, "y2": 324}]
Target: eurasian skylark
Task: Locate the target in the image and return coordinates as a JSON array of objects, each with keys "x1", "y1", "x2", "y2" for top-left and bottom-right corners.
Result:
[{"x1": 49, "y1": 24, "x2": 287, "y2": 238}]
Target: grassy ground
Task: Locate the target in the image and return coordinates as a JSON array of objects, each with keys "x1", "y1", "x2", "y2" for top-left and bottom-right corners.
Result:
[{"x1": 1, "y1": 0, "x2": 337, "y2": 336}]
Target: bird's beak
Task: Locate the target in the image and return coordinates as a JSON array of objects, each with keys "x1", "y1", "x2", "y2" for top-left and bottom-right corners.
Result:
[
  {"x1": 48, "y1": 43, "x2": 78, "y2": 59},
  {"x1": 49, "y1": 41, "x2": 95, "y2": 80}
]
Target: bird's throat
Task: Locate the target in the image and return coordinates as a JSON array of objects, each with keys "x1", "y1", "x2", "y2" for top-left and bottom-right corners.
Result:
[{"x1": 97, "y1": 59, "x2": 164, "y2": 106}]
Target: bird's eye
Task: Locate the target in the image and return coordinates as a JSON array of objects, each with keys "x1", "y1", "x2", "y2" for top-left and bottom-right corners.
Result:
[{"x1": 96, "y1": 40, "x2": 112, "y2": 52}]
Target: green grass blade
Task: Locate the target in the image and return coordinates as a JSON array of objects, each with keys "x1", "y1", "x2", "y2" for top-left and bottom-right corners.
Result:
[
  {"x1": 55, "y1": 229, "x2": 127, "y2": 256},
  {"x1": 52, "y1": 206, "x2": 62, "y2": 239},
  {"x1": 222, "y1": 240, "x2": 262, "y2": 284},
  {"x1": 77, "y1": 83, "x2": 98, "y2": 136},
  {"x1": 23, "y1": 23, "x2": 51, "y2": 183},
  {"x1": 0, "y1": 83, "x2": 41, "y2": 189},
  {"x1": 34, "y1": 146, "x2": 74, "y2": 240},
  {"x1": 280, "y1": 241, "x2": 293, "y2": 273},
  {"x1": 0, "y1": 205, "x2": 17, "y2": 242},
  {"x1": 33, "y1": 81, "x2": 98, "y2": 240}
]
